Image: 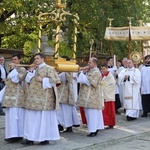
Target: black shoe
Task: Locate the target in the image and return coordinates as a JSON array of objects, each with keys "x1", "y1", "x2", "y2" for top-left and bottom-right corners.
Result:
[
  {"x1": 87, "y1": 131, "x2": 98, "y2": 137},
  {"x1": 126, "y1": 116, "x2": 137, "y2": 121},
  {"x1": 4, "y1": 138, "x2": 10, "y2": 142},
  {"x1": 58, "y1": 124, "x2": 64, "y2": 131},
  {"x1": 126, "y1": 115, "x2": 132, "y2": 121},
  {"x1": 141, "y1": 113, "x2": 147, "y2": 117},
  {"x1": 5, "y1": 137, "x2": 23, "y2": 143},
  {"x1": 63, "y1": 127, "x2": 73, "y2": 132},
  {"x1": 39, "y1": 140, "x2": 49, "y2": 145},
  {"x1": 20, "y1": 139, "x2": 34, "y2": 145},
  {"x1": 0, "y1": 111, "x2": 5, "y2": 116},
  {"x1": 105, "y1": 126, "x2": 114, "y2": 129},
  {"x1": 73, "y1": 124, "x2": 80, "y2": 127},
  {"x1": 116, "y1": 110, "x2": 121, "y2": 115}
]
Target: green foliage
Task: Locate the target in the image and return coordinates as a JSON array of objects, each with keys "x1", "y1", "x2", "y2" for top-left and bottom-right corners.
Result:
[
  {"x1": 0, "y1": 0, "x2": 150, "y2": 61},
  {"x1": 48, "y1": 40, "x2": 74, "y2": 58},
  {"x1": 22, "y1": 32, "x2": 38, "y2": 63},
  {"x1": 2, "y1": 33, "x2": 29, "y2": 49}
]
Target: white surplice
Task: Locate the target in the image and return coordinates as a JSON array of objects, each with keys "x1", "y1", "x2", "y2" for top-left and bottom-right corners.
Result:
[
  {"x1": 24, "y1": 109, "x2": 60, "y2": 141},
  {"x1": 140, "y1": 65, "x2": 150, "y2": 112},
  {"x1": 5, "y1": 107, "x2": 25, "y2": 139},
  {"x1": 118, "y1": 67, "x2": 141, "y2": 118},
  {"x1": 141, "y1": 65, "x2": 150, "y2": 94},
  {"x1": 77, "y1": 72, "x2": 90, "y2": 86},
  {"x1": 84, "y1": 108, "x2": 104, "y2": 133},
  {"x1": 57, "y1": 72, "x2": 80, "y2": 128},
  {"x1": 72, "y1": 72, "x2": 78, "y2": 103},
  {"x1": 117, "y1": 66, "x2": 127, "y2": 107},
  {"x1": 108, "y1": 67, "x2": 119, "y2": 95},
  {"x1": 57, "y1": 104, "x2": 80, "y2": 127},
  {"x1": 24, "y1": 63, "x2": 60, "y2": 141},
  {"x1": 0, "y1": 86, "x2": 6, "y2": 103}
]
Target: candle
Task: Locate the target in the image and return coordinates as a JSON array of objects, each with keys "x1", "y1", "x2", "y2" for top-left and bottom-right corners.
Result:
[
  {"x1": 114, "y1": 55, "x2": 116, "y2": 67},
  {"x1": 113, "y1": 55, "x2": 117, "y2": 71}
]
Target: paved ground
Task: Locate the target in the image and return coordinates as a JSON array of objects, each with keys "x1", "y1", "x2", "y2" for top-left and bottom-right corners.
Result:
[{"x1": 0, "y1": 109, "x2": 150, "y2": 150}]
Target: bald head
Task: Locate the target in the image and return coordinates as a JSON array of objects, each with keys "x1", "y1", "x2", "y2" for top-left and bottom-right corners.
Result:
[{"x1": 88, "y1": 57, "x2": 98, "y2": 69}]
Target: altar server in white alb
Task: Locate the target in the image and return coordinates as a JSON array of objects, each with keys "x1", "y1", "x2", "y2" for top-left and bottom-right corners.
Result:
[
  {"x1": 141, "y1": 55, "x2": 150, "y2": 117},
  {"x1": 101, "y1": 62, "x2": 116, "y2": 129},
  {"x1": 21, "y1": 52, "x2": 60, "y2": 145},
  {"x1": 106, "y1": 56, "x2": 121, "y2": 115},
  {"x1": 2, "y1": 54, "x2": 27, "y2": 142},
  {"x1": 117, "y1": 57, "x2": 128, "y2": 107},
  {"x1": 77, "y1": 57, "x2": 104, "y2": 137},
  {"x1": 118, "y1": 59, "x2": 141, "y2": 121},
  {"x1": 57, "y1": 72, "x2": 80, "y2": 132}
]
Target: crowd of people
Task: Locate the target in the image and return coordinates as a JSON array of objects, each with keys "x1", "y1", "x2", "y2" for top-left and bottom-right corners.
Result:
[{"x1": 0, "y1": 53, "x2": 150, "y2": 145}]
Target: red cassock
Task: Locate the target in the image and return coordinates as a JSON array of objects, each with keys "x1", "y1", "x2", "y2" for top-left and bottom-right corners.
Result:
[
  {"x1": 79, "y1": 107, "x2": 87, "y2": 124},
  {"x1": 103, "y1": 101, "x2": 116, "y2": 126},
  {"x1": 102, "y1": 71, "x2": 116, "y2": 126}
]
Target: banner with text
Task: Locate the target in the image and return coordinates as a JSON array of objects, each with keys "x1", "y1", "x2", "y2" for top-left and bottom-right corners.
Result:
[
  {"x1": 130, "y1": 26, "x2": 150, "y2": 40},
  {"x1": 104, "y1": 27, "x2": 129, "y2": 41}
]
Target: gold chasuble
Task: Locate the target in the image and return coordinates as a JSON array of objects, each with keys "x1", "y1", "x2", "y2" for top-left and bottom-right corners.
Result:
[
  {"x1": 57, "y1": 72, "x2": 75, "y2": 106},
  {"x1": 77, "y1": 68, "x2": 104, "y2": 110},
  {"x1": 25, "y1": 65, "x2": 60, "y2": 111},
  {"x1": 2, "y1": 67, "x2": 27, "y2": 108}
]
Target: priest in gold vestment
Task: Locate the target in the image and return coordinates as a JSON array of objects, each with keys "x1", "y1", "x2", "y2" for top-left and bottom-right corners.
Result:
[
  {"x1": 57, "y1": 72, "x2": 80, "y2": 132},
  {"x1": 77, "y1": 57, "x2": 104, "y2": 137},
  {"x1": 2, "y1": 54, "x2": 27, "y2": 142},
  {"x1": 21, "y1": 53, "x2": 60, "y2": 145}
]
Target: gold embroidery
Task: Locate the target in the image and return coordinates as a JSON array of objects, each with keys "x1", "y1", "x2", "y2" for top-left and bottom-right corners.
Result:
[{"x1": 77, "y1": 68, "x2": 104, "y2": 109}]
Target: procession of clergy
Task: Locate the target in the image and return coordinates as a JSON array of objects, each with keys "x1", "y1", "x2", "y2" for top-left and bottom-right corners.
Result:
[{"x1": 0, "y1": 52, "x2": 150, "y2": 145}]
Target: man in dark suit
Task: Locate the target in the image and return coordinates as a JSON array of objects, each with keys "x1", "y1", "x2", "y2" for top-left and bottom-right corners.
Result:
[{"x1": 0, "y1": 56, "x2": 7, "y2": 116}]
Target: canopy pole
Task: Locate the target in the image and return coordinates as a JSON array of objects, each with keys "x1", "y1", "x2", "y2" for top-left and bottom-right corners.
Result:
[
  {"x1": 141, "y1": 40, "x2": 144, "y2": 58},
  {"x1": 127, "y1": 17, "x2": 133, "y2": 59},
  {"x1": 110, "y1": 41, "x2": 113, "y2": 56},
  {"x1": 128, "y1": 39, "x2": 131, "y2": 59},
  {"x1": 108, "y1": 18, "x2": 114, "y2": 57},
  {"x1": 138, "y1": 20, "x2": 144, "y2": 60}
]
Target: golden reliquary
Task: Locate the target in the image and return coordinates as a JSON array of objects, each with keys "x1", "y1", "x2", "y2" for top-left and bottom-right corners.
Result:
[{"x1": 45, "y1": 56, "x2": 79, "y2": 72}]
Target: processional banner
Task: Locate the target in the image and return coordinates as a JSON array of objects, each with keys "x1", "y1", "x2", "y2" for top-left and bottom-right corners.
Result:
[
  {"x1": 130, "y1": 26, "x2": 150, "y2": 40},
  {"x1": 104, "y1": 27, "x2": 129, "y2": 41}
]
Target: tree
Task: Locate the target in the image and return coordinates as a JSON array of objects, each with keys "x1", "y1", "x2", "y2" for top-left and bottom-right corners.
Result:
[
  {"x1": 70, "y1": 0, "x2": 150, "y2": 59},
  {"x1": 0, "y1": 0, "x2": 150, "y2": 61},
  {"x1": 0, "y1": 0, "x2": 56, "y2": 62}
]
